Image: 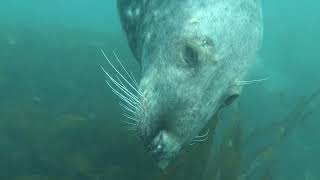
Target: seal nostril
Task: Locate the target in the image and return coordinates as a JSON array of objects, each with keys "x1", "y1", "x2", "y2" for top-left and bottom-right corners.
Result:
[
  {"x1": 150, "y1": 130, "x2": 165, "y2": 154},
  {"x1": 154, "y1": 144, "x2": 164, "y2": 154}
]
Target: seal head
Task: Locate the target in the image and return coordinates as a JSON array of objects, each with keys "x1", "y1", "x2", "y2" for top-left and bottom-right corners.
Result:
[{"x1": 117, "y1": 0, "x2": 263, "y2": 169}]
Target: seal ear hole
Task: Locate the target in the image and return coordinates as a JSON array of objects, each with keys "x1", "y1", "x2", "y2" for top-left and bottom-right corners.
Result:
[
  {"x1": 224, "y1": 94, "x2": 239, "y2": 106},
  {"x1": 182, "y1": 44, "x2": 199, "y2": 67}
]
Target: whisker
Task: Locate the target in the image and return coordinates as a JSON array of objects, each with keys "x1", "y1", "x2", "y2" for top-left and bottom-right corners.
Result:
[
  {"x1": 101, "y1": 66, "x2": 139, "y2": 105},
  {"x1": 111, "y1": 81, "x2": 139, "y2": 108},
  {"x1": 194, "y1": 128, "x2": 210, "y2": 139},
  {"x1": 130, "y1": 71, "x2": 139, "y2": 88},
  {"x1": 112, "y1": 51, "x2": 140, "y2": 89},
  {"x1": 101, "y1": 49, "x2": 142, "y2": 97},
  {"x1": 192, "y1": 136, "x2": 209, "y2": 142},
  {"x1": 121, "y1": 113, "x2": 139, "y2": 122},
  {"x1": 103, "y1": 76, "x2": 138, "y2": 107},
  {"x1": 107, "y1": 80, "x2": 138, "y2": 109},
  {"x1": 101, "y1": 66, "x2": 129, "y2": 95},
  {"x1": 235, "y1": 77, "x2": 270, "y2": 85},
  {"x1": 100, "y1": 49, "x2": 143, "y2": 131},
  {"x1": 120, "y1": 103, "x2": 138, "y2": 116},
  {"x1": 115, "y1": 75, "x2": 140, "y2": 104},
  {"x1": 121, "y1": 120, "x2": 137, "y2": 126}
]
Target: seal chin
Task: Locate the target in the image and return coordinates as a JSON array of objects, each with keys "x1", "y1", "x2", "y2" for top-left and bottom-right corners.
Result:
[
  {"x1": 157, "y1": 159, "x2": 170, "y2": 170},
  {"x1": 149, "y1": 130, "x2": 181, "y2": 170}
]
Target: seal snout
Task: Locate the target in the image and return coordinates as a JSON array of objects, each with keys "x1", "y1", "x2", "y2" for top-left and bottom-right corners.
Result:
[
  {"x1": 149, "y1": 130, "x2": 181, "y2": 170},
  {"x1": 150, "y1": 131, "x2": 166, "y2": 157}
]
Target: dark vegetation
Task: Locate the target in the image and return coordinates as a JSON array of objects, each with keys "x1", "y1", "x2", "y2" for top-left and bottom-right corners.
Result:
[{"x1": 0, "y1": 25, "x2": 319, "y2": 180}]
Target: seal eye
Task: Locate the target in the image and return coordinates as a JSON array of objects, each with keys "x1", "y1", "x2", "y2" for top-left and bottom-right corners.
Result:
[
  {"x1": 224, "y1": 94, "x2": 239, "y2": 106},
  {"x1": 182, "y1": 45, "x2": 199, "y2": 67}
]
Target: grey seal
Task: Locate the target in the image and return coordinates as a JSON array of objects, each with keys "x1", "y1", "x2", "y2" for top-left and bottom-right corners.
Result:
[{"x1": 103, "y1": 0, "x2": 263, "y2": 169}]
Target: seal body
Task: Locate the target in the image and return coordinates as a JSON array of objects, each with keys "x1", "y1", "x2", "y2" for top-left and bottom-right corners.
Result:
[{"x1": 117, "y1": 0, "x2": 263, "y2": 169}]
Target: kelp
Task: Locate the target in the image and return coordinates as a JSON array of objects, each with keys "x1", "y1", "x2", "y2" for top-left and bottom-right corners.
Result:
[
  {"x1": 151, "y1": 88, "x2": 320, "y2": 180},
  {"x1": 244, "y1": 88, "x2": 320, "y2": 147},
  {"x1": 241, "y1": 88, "x2": 320, "y2": 179},
  {"x1": 160, "y1": 87, "x2": 320, "y2": 180},
  {"x1": 1, "y1": 26, "x2": 319, "y2": 179},
  {"x1": 3, "y1": 86, "x2": 319, "y2": 180},
  {"x1": 212, "y1": 110, "x2": 243, "y2": 180}
]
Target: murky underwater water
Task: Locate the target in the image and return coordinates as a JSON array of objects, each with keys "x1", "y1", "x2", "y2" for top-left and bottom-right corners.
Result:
[{"x1": 0, "y1": 0, "x2": 319, "y2": 180}]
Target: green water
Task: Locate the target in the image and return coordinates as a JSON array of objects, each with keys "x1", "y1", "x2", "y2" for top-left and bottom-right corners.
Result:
[{"x1": 0, "y1": 0, "x2": 319, "y2": 180}]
